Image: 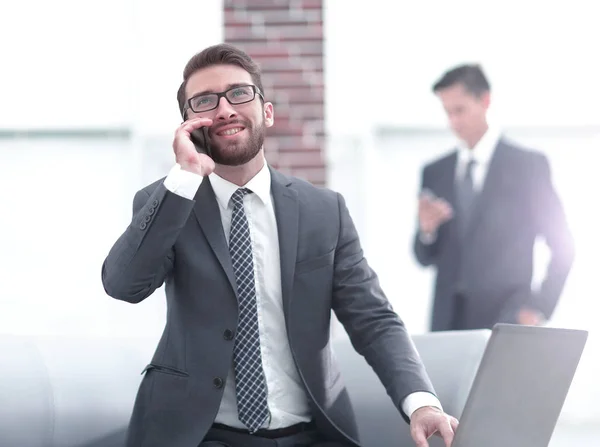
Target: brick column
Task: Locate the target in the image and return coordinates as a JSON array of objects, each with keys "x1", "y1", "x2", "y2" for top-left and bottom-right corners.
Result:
[{"x1": 224, "y1": 0, "x2": 326, "y2": 186}]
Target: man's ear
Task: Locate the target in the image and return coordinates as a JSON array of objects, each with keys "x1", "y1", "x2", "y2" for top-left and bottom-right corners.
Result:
[
  {"x1": 264, "y1": 102, "x2": 274, "y2": 128},
  {"x1": 480, "y1": 91, "x2": 491, "y2": 109}
]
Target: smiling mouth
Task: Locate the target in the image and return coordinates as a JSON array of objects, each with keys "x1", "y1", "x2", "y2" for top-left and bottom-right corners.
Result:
[{"x1": 217, "y1": 127, "x2": 244, "y2": 136}]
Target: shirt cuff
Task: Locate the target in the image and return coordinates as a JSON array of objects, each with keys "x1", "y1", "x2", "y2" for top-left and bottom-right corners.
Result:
[
  {"x1": 419, "y1": 231, "x2": 437, "y2": 244},
  {"x1": 163, "y1": 163, "x2": 203, "y2": 200},
  {"x1": 402, "y1": 392, "x2": 443, "y2": 419}
]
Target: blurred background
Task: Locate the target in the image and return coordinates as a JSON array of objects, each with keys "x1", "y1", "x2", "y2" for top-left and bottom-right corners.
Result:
[{"x1": 1, "y1": 0, "x2": 598, "y2": 444}]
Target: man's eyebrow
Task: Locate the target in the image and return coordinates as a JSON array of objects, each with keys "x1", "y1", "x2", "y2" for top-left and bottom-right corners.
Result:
[{"x1": 190, "y1": 83, "x2": 253, "y2": 97}]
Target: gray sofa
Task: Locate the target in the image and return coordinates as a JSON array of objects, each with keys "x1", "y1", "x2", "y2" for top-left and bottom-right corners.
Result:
[
  {"x1": 0, "y1": 334, "x2": 154, "y2": 447},
  {"x1": 0, "y1": 330, "x2": 490, "y2": 447}
]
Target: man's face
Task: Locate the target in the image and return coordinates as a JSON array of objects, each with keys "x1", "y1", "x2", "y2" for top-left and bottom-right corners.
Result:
[
  {"x1": 436, "y1": 83, "x2": 490, "y2": 146},
  {"x1": 185, "y1": 64, "x2": 274, "y2": 166}
]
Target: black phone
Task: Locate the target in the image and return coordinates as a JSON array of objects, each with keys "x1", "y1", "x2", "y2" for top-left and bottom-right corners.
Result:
[{"x1": 189, "y1": 126, "x2": 213, "y2": 157}]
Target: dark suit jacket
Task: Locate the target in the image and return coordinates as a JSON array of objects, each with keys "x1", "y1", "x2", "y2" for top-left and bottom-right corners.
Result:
[
  {"x1": 414, "y1": 138, "x2": 575, "y2": 332},
  {"x1": 102, "y1": 167, "x2": 435, "y2": 447}
]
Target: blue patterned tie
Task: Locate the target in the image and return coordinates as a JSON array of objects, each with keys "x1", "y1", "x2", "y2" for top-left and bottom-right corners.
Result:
[{"x1": 228, "y1": 188, "x2": 270, "y2": 432}]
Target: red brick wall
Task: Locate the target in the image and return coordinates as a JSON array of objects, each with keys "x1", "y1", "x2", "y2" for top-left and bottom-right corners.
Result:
[{"x1": 224, "y1": 0, "x2": 326, "y2": 186}]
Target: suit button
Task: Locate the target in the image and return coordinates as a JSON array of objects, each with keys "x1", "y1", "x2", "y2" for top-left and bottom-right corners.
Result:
[
  {"x1": 223, "y1": 329, "x2": 234, "y2": 340},
  {"x1": 140, "y1": 222, "x2": 147, "y2": 230},
  {"x1": 148, "y1": 206, "x2": 155, "y2": 215},
  {"x1": 152, "y1": 199, "x2": 159, "y2": 208},
  {"x1": 143, "y1": 215, "x2": 151, "y2": 223},
  {"x1": 213, "y1": 377, "x2": 224, "y2": 389}
]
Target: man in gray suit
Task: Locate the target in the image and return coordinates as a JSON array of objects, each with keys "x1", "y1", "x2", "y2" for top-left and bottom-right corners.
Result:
[
  {"x1": 414, "y1": 64, "x2": 575, "y2": 332},
  {"x1": 102, "y1": 44, "x2": 458, "y2": 447}
]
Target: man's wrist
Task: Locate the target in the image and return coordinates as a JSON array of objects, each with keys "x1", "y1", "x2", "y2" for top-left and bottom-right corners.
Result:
[
  {"x1": 164, "y1": 163, "x2": 203, "y2": 200},
  {"x1": 179, "y1": 162, "x2": 203, "y2": 176},
  {"x1": 402, "y1": 391, "x2": 443, "y2": 419},
  {"x1": 413, "y1": 405, "x2": 442, "y2": 414}
]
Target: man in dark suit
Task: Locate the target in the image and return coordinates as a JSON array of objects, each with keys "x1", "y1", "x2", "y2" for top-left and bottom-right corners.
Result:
[
  {"x1": 102, "y1": 44, "x2": 457, "y2": 447},
  {"x1": 414, "y1": 64, "x2": 575, "y2": 332}
]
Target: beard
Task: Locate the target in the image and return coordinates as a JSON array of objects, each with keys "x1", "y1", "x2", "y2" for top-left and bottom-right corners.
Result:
[{"x1": 210, "y1": 118, "x2": 265, "y2": 166}]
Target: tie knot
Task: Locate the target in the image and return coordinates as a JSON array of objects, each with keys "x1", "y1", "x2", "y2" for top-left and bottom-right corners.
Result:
[{"x1": 231, "y1": 188, "x2": 251, "y2": 207}]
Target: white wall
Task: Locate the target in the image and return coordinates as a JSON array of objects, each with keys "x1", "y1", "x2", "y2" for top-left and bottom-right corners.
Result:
[
  {"x1": 1, "y1": 0, "x2": 132, "y2": 129},
  {"x1": 325, "y1": 0, "x2": 600, "y2": 134},
  {"x1": 0, "y1": 0, "x2": 223, "y2": 133},
  {"x1": 0, "y1": 0, "x2": 223, "y2": 342}
]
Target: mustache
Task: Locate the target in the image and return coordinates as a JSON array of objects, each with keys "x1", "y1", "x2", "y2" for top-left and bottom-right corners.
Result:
[{"x1": 210, "y1": 119, "x2": 249, "y2": 135}]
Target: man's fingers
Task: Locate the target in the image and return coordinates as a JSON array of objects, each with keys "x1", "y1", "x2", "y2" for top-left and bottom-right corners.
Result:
[
  {"x1": 180, "y1": 117, "x2": 214, "y2": 134},
  {"x1": 419, "y1": 199, "x2": 454, "y2": 234},
  {"x1": 418, "y1": 198, "x2": 434, "y2": 213},
  {"x1": 436, "y1": 200, "x2": 453, "y2": 215},
  {"x1": 437, "y1": 418, "x2": 455, "y2": 447},
  {"x1": 439, "y1": 208, "x2": 454, "y2": 222},
  {"x1": 432, "y1": 205, "x2": 452, "y2": 222},
  {"x1": 411, "y1": 427, "x2": 429, "y2": 447},
  {"x1": 450, "y1": 416, "x2": 459, "y2": 432}
]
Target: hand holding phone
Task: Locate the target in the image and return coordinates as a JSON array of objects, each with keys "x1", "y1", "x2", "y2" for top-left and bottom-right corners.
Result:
[
  {"x1": 418, "y1": 188, "x2": 453, "y2": 234},
  {"x1": 189, "y1": 126, "x2": 214, "y2": 158},
  {"x1": 172, "y1": 118, "x2": 215, "y2": 177}
]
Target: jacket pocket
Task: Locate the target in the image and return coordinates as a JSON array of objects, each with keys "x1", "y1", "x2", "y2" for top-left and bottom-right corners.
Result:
[
  {"x1": 141, "y1": 363, "x2": 189, "y2": 378},
  {"x1": 296, "y1": 248, "x2": 335, "y2": 275}
]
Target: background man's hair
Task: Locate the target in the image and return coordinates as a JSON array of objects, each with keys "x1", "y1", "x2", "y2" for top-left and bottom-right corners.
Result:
[{"x1": 432, "y1": 64, "x2": 490, "y2": 97}]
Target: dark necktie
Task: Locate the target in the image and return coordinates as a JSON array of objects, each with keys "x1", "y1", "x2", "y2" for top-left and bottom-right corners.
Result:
[
  {"x1": 228, "y1": 188, "x2": 270, "y2": 433},
  {"x1": 457, "y1": 158, "x2": 477, "y2": 230}
]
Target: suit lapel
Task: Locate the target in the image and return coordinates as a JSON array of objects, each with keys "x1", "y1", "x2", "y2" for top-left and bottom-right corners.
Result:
[
  {"x1": 438, "y1": 152, "x2": 458, "y2": 210},
  {"x1": 270, "y1": 168, "x2": 299, "y2": 319},
  {"x1": 192, "y1": 177, "x2": 237, "y2": 294}
]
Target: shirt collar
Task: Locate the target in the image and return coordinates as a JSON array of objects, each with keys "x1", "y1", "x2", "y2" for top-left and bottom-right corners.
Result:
[
  {"x1": 209, "y1": 161, "x2": 272, "y2": 210},
  {"x1": 457, "y1": 125, "x2": 502, "y2": 165}
]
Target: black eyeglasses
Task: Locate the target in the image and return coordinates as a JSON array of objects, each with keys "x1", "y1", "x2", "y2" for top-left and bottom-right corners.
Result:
[{"x1": 183, "y1": 85, "x2": 264, "y2": 116}]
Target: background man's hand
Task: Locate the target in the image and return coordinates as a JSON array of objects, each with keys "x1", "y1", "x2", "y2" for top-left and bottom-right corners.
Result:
[
  {"x1": 410, "y1": 406, "x2": 459, "y2": 447},
  {"x1": 173, "y1": 117, "x2": 215, "y2": 176},
  {"x1": 517, "y1": 307, "x2": 546, "y2": 326},
  {"x1": 418, "y1": 191, "x2": 454, "y2": 236}
]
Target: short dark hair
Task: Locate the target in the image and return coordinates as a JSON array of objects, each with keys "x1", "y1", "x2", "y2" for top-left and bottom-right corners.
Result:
[
  {"x1": 176, "y1": 43, "x2": 264, "y2": 118},
  {"x1": 432, "y1": 64, "x2": 490, "y2": 97}
]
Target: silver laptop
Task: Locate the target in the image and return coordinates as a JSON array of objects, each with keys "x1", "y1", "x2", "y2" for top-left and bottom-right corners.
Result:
[{"x1": 452, "y1": 323, "x2": 588, "y2": 447}]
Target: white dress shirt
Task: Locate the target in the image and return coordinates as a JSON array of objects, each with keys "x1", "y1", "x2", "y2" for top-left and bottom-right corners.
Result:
[
  {"x1": 455, "y1": 125, "x2": 501, "y2": 192},
  {"x1": 163, "y1": 160, "x2": 442, "y2": 427}
]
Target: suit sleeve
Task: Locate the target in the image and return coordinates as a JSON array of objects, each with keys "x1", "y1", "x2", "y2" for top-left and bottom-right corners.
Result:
[
  {"x1": 531, "y1": 154, "x2": 575, "y2": 319},
  {"x1": 413, "y1": 166, "x2": 441, "y2": 266},
  {"x1": 331, "y1": 193, "x2": 436, "y2": 423},
  {"x1": 101, "y1": 182, "x2": 196, "y2": 303}
]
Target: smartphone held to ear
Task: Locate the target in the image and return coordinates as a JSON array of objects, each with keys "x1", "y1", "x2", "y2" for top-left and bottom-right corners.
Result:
[{"x1": 189, "y1": 127, "x2": 213, "y2": 157}]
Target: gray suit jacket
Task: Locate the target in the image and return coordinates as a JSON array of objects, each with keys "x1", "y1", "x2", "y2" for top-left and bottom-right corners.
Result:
[
  {"x1": 102, "y1": 167, "x2": 435, "y2": 447},
  {"x1": 414, "y1": 139, "x2": 575, "y2": 331}
]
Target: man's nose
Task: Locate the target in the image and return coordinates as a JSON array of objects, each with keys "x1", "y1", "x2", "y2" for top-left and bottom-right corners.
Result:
[
  {"x1": 214, "y1": 97, "x2": 237, "y2": 120},
  {"x1": 449, "y1": 114, "x2": 461, "y2": 129}
]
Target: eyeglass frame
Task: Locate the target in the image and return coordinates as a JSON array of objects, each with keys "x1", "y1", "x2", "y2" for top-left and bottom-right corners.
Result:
[{"x1": 182, "y1": 84, "x2": 265, "y2": 119}]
